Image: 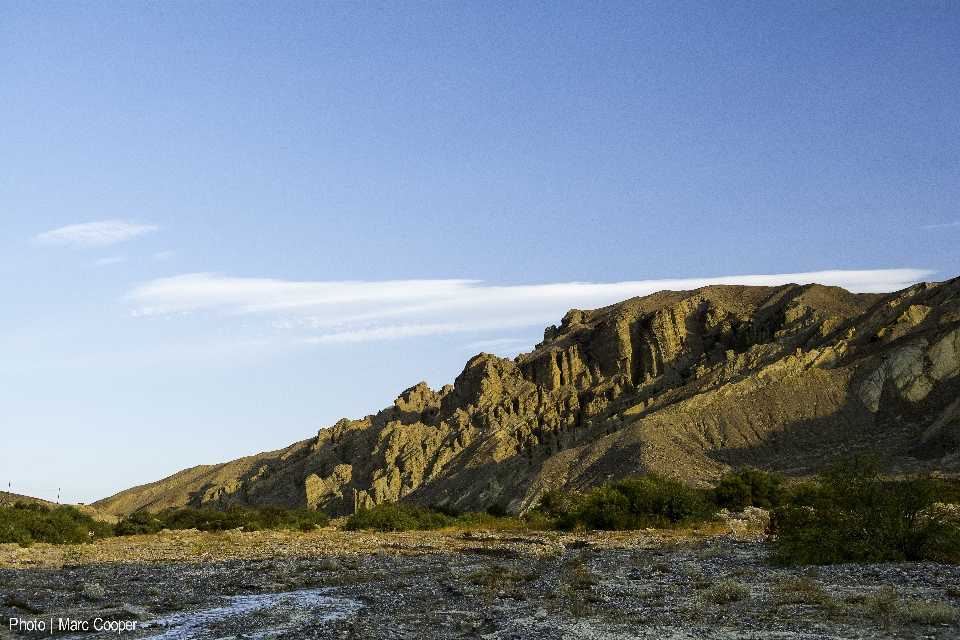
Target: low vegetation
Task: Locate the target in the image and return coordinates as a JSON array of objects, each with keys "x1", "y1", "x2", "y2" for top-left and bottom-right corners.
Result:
[
  {"x1": 905, "y1": 599, "x2": 958, "y2": 624},
  {"x1": 343, "y1": 503, "x2": 459, "y2": 532},
  {"x1": 701, "y1": 579, "x2": 751, "y2": 604},
  {"x1": 343, "y1": 503, "x2": 538, "y2": 532},
  {"x1": 536, "y1": 475, "x2": 718, "y2": 530},
  {"x1": 768, "y1": 455, "x2": 960, "y2": 565},
  {"x1": 114, "y1": 504, "x2": 329, "y2": 535},
  {"x1": 0, "y1": 502, "x2": 113, "y2": 546},
  {"x1": 345, "y1": 475, "x2": 721, "y2": 533},
  {"x1": 6, "y1": 457, "x2": 959, "y2": 573},
  {"x1": 713, "y1": 468, "x2": 788, "y2": 510},
  {"x1": 774, "y1": 576, "x2": 827, "y2": 605},
  {"x1": 0, "y1": 502, "x2": 330, "y2": 545}
]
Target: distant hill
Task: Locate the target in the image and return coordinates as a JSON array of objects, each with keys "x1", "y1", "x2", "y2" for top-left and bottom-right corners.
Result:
[
  {"x1": 1, "y1": 491, "x2": 116, "y2": 523},
  {"x1": 94, "y1": 277, "x2": 960, "y2": 516},
  {"x1": 0, "y1": 490, "x2": 59, "y2": 508}
]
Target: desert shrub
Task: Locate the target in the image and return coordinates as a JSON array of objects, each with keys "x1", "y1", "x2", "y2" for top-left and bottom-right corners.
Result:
[
  {"x1": 343, "y1": 503, "x2": 454, "y2": 532},
  {"x1": 905, "y1": 599, "x2": 958, "y2": 624},
  {"x1": 157, "y1": 507, "x2": 244, "y2": 531},
  {"x1": 454, "y1": 510, "x2": 526, "y2": 529},
  {"x1": 113, "y1": 510, "x2": 165, "y2": 535},
  {"x1": 466, "y1": 563, "x2": 530, "y2": 589},
  {"x1": 282, "y1": 507, "x2": 330, "y2": 531},
  {"x1": 775, "y1": 577, "x2": 826, "y2": 605},
  {"x1": 342, "y1": 501, "x2": 546, "y2": 532},
  {"x1": 864, "y1": 585, "x2": 900, "y2": 618},
  {"x1": 701, "y1": 580, "x2": 750, "y2": 603},
  {"x1": 769, "y1": 455, "x2": 960, "y2": 566},
  {"x1": 114, "y1": 504, "x2": 328, "y2": 535},
  {"x1": 536, "y1": 489, "x2": 585, "y2": 522},
  {"x1": 538, "y1": 476, "x2": 717, "y2": 531},
  {"x1": 0, "y1": 505, "x2": 35, "y2": 546},
  {"x1": 564, "y1": 555, "x2": 599, "y2": 590},
  {"x1": 713, "y1": 469, "x2": 788, "y2": 510},
  {"x1": 0, "y1": 502, "x2": 113, "y2": 546}
]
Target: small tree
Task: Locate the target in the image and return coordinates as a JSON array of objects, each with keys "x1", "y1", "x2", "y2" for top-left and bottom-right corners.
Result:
[
  {"x1": 769, "y1": 455, "x2": 960, "y2": 565},
  {"x1": 713, "y1": 469, "x2": 788, "y2": 510}
]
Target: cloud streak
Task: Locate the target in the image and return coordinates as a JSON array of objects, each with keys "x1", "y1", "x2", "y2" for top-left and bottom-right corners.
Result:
[
  {"x1": 33, "y1": 220, "x2": 159, "y2": 246},
  {"x1": 128, "y1": 269, "x2": 935, "y2": 344},
  {"x1": 921, "y1": 221, "x2": 960, "y2": 229},
  {"x1": 89, "y1": 255, "x2": 128, "y2": 267}
]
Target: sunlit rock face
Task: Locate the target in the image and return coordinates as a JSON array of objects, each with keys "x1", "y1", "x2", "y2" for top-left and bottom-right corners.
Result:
[{"x1": 94, "y1": 277, "x2": 960, "y2": 517}]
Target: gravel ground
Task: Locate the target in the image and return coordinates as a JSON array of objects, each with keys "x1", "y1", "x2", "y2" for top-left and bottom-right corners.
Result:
[{"x1": 1, "y1": 524, "x2": 959, "y2": 639}]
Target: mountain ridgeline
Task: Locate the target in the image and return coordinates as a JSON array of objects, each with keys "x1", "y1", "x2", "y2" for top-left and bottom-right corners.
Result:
[{"x1": 94, "y1": 278, "x2": 960, "y2": 517}]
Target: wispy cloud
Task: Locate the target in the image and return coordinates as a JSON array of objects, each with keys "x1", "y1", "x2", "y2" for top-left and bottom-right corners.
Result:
[
  {"x1": 921, "y1": 221, "x2": 960, "y2": 229},
  {"x1": 466, "y1": 337, "x2": 539, "y2": 354},
  {"x1": 127, "y1": 269, "x2": 934, "y2": 344},
  {"x1": 33, "y1": 220, "x2": 159, "y2": 246},
  {"x1": 89, "y1": 255, "x2": 128, "y2": 267}
]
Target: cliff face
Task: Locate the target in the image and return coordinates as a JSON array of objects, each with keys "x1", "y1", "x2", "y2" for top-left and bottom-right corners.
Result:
[{"x1": 93, "y1": 278, "x2": 960, "y2": 516}]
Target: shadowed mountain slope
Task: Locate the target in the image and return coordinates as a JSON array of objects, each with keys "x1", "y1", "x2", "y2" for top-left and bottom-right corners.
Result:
[{"x1": 94, "y1": 278, "x2": 960, "y2": 516}]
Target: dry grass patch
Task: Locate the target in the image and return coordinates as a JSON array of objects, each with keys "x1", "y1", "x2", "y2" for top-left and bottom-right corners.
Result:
[
  {"x1": 564, "y1": 556, "x2": 599, "y2": 590},
  {"x1": 462, "y1": 561, "x2": 539, "y2": 602},
  {"x1": 864, "y1": 585, "x2": 900, "y2": 617},
  {"x1": 905, "y1": 600, "x2": 958, "y2": 624},
  {"x1": 701, "y1": 580, "x2": 750, "y2": 604},
  {"x1": 862, "y1": 585, "x2": 901, "y2": 632},
  {"x1": 775, "y1": 577, "x2": 826, "y2": 605}
]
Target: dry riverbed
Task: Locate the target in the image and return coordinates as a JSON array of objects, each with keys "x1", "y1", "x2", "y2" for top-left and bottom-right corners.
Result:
[{"x1": 1, "y1": 520, "x2": 959, "y2": 639}]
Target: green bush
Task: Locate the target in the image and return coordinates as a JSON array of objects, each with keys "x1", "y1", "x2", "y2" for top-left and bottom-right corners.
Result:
[
  {"x1": 113, "y1": 510, "x2": 165, "y2": 535},
  {"x1": 713, "y1": 469, "x2": 788, "y2": 510},
  {"x1": 343, "y1": 503, "x2": 454, "y2": 532},
  {"x1": 938, "y1": 478, "x2": 960, "y2": 504},
  {"x1": 769, "y1": 455, "x2": 960, "y2": 566},
  {"x1": 536, "y1": 475, "x2": 718, "y2": 531},
  {"x1": 114, "y1": 504, "x2": 329, "y2": 535},
  {"x1": 537, "y1": 489, "x2": 584, "y2": 522},
  {"x1": 341, "y1": 502, "x2": 538, "y2": 532},
  {"x1": 0, "y1": 502, "x2": 114, "y2": 546}
]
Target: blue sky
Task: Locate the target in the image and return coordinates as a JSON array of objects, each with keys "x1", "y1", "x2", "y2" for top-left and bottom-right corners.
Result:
[{"x1": 1, "y1": 2, "x2": 958, "y2": 504}]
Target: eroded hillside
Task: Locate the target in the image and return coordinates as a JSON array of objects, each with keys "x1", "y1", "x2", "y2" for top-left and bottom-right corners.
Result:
[{"x1": 94, "y1": 278, "x2": 960, "y2": 516}]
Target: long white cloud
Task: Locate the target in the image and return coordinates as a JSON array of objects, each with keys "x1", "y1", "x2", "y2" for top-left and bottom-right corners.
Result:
[
  {"x1": 33, "y1": 220, "x2": 159, "y2": 246},
  {"x1": 128, "y1": 269, "x2": 935, "y2": 343}
]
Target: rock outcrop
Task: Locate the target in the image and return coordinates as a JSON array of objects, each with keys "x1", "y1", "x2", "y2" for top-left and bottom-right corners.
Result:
[{"x1": 94, "y1": 277, "x2": 960, "y2": 516}]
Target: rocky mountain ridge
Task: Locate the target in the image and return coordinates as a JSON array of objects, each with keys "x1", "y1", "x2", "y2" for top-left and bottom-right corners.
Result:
[{"x1": 94, "y1": 277, "x2": 960, "y2": 516}]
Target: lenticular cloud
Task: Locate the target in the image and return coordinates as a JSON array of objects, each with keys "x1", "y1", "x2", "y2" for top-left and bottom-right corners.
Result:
[{"x1": 126, "y1": 269, "x2": 934, "y2": 343}]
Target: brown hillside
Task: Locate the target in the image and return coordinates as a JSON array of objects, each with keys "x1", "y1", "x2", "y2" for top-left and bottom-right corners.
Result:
[
  {"x1": 1, "y1": 491, "x2": 117, "y2": 523},
  {"x1": 94, "y1": 278, "x2": 960, "y2": 516}
]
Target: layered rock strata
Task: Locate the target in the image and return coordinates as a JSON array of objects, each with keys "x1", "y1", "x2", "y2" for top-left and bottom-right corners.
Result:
[{"x1": 94, "y1": 278, "x2": 960, "y2": 516}]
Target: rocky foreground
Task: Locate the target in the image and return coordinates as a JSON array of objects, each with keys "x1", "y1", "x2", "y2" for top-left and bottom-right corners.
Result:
[{"x1": 2, "y1": 520, "x2": 959, "y2": 639}]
